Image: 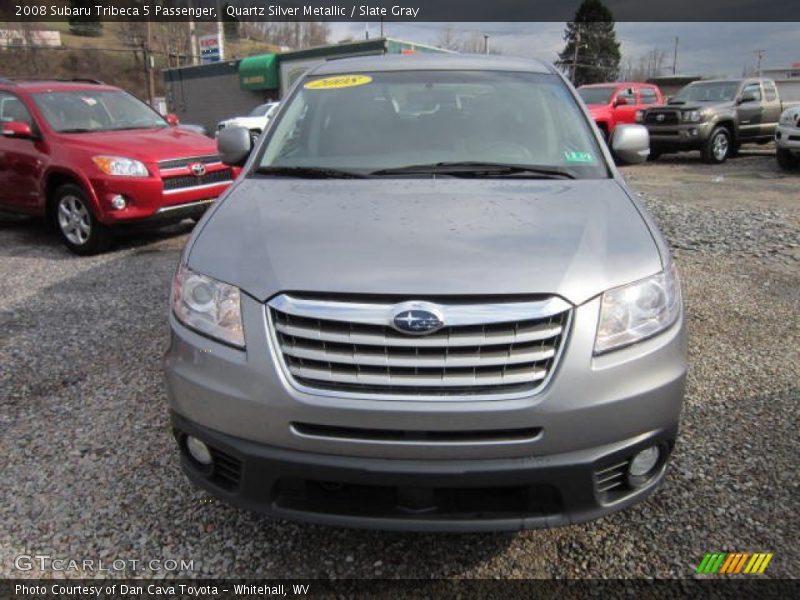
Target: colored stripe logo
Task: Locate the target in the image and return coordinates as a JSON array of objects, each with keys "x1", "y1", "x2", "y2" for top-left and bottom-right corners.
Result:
[{"x1": 696, "y1": 553, "x2": 773, "y2": 574}]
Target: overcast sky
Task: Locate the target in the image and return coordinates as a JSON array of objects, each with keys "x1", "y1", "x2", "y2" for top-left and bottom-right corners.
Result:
[{"x1": 328, "y1": 22, "x2": 800, "y2": 77}]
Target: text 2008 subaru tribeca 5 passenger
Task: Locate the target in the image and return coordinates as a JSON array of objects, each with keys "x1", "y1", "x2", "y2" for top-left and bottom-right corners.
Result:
[{"x1": 164, "y1": 55, "x2": 686, "y2": 532}]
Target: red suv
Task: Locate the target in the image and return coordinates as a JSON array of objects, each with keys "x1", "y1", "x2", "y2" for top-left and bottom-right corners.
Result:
[
  {"x1": 0, "y1": 79, "x2": 234, "y2": 254},
  {"x1": 577, "y1": 82, "x2": 664, "y2": 141}
]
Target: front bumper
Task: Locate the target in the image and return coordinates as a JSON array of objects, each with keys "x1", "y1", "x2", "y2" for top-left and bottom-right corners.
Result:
[
  {"x1": 172, "y1": 411, "x2": 677, "y2": 532},
  {"x1": 775, "y1": 124, "x2": 800, "y2": 153},
  {"x1": 647, "y1": 121, "x2": 715, "y2": 150},
  {"x1": 164, "y1": 293, "x2": 686, "y2": 530},
  {"x1": 89, "y1": 169, "x2": 232, "y2": 225}
]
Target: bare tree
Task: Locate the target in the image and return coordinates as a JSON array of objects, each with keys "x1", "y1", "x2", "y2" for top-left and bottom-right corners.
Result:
[
  {"x1": 620, "y1": 48, "x2": 668, "y2": 81},
  {"x1": 436, "y1": 28, "x2": 461, "y2": 51},
  {"x1": 436, "y1": 29, "x2": 500, "y2": 54},
  {"x1": 253, "y1": 22, "x2": 330, "y2": 50}
]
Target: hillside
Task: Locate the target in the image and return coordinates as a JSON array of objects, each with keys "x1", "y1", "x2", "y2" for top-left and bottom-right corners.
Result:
[{"x1": 0, "y1": 21, "x2": 281, "y2": 99}]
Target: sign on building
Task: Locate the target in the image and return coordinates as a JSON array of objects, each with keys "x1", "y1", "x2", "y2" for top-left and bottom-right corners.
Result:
[{"x1": 199, "y1": 34, "x2": 222, "y2": 64}]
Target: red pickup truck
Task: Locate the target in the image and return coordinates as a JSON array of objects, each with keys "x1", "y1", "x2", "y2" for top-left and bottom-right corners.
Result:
[
  {"x1": 0, "y1": 79, "x2": 234, "y2": 254},
  {"x1": 577, "y1": 82, "x2": 664, "y2": 141}
]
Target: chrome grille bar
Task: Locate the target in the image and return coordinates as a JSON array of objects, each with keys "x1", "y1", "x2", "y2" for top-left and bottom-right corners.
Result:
[{"x1": 273, "y1": 320, "x2": 563, "y2": 348}]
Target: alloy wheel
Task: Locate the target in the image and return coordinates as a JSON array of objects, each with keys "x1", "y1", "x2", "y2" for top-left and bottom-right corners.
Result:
[{"x1": 57, "y1": 195, "x2": 91, "y2": 246}]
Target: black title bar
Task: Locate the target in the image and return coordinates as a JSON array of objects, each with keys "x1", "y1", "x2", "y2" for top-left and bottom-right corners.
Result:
[{"x1": 3, "y1": 0, "x2": 800, "y2": 22}]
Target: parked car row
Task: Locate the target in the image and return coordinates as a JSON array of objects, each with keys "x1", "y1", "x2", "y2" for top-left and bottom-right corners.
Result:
[
  {"x1": 1, "y1": 70, "x2": 796, "y2": 256},
  {"x1": 579, "y1": 77, "x2": 800, "y2": 170}
]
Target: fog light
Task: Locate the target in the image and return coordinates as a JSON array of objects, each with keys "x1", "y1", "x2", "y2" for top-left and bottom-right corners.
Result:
[
  {"x1": 628, "y1": 446, "x2": 660, "y2": 477},
  {"x1": 186, "y1": 436, "x2": 213, "y2": 465},
  {"x1": 110, "y1": 195, "x2": 127, "y2": 210},
  {"x1": 689, "y1": 128, "x2": 699, "y2": 137}
]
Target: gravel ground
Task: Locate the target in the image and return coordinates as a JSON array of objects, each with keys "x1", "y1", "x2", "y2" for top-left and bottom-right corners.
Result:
[{"x1": 1, "y1": 151, "x2": 798, "y2": 580}]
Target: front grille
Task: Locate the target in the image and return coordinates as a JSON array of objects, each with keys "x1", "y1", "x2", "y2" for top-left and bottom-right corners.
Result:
[
  {"x1": 158, "y1": 154, "x2": 220, "y2": 170},
  {"x1": 268, "y1": 294, "x2": 571, "y2": 399},
  {"x1": 162, "y1": 168, "x2": 233, "y2": 191},
  {"x1": 645, "y1": 110, "x2": 680, "y2": 125}
]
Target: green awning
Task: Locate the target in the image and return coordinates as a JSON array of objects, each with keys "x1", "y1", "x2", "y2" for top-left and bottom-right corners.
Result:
[{"x1": 239, "y1": 54, "x2": 279, "y2": 90}]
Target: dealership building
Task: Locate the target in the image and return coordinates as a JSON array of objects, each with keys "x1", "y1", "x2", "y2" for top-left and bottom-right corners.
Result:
[{"x1": 163, "y1": 37, "x2": 449, "y2": 133}]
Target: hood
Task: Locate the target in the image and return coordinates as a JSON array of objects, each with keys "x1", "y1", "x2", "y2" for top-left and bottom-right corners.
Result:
[
  {"x1": 221, "y1": 116, "x2": 267, "y2": 128},
  {"x1": 60, "y1": 127, "x2": 218, "y2": 162},
  {"x1": 188, "y1": 178, "x2": 663, "y2": 306},
  {"x1": 586, "y1": 104, "x2": 612, "y2": 117},
  {"x1": 664, "y1": 100, "x2": 734, "y2": 111},
  {"x1": 781, "y1": 105, "x2": 800, "y2": 122}
]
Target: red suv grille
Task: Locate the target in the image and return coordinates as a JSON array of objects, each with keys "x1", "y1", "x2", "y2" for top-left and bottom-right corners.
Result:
[{"x1": 162, "y1": 168, "x2": 233, "y2": 192}]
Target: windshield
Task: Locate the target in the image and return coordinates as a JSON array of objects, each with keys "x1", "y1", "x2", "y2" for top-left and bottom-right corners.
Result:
[
  {"x1": 250, "y1": 102, "x2": 278, "y2": 117},
  {"x1": 257, "y1": 70, "x2": 607, "y2": 179},
  {"x1": 577, "y1": 86, "x2": 616, "y2": 105},
  {"x1": 32, "y1": 89, "x2": 167, "y2": 133},
  {"x1": 672, "y1": 82, "x2": 740, "y2": 103}
]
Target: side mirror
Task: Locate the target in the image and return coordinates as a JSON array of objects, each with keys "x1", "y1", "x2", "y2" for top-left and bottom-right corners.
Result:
[
  {"x1": 611, "y1": 124, "x2": 649, "y2": 165},
  {"x1": 165, "y1": 113, "x2": 180, "y2": 126},
  {"x1": 614, "y1": 96, "x2": 629, "y2": 106},
  {"x1": 1, "y1": 121, "x2": 34, "y2": 139},
  {"x1": 738, "y1": 92, "x2": 757, "y2": 104},
  {"x1": 218, "y1": 126, "x2": 253, "y2": 166}
]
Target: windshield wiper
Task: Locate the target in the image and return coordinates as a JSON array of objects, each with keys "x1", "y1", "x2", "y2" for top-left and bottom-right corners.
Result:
[
  {"x1": 58, "y1": 128, "x2": 97, "y2": 133},
  {"x1": 254, "y1": 165, "x2": 368, "y2": 179},
  {"x1": 369, "y1": 161, "x2": 576, "y2": 179}
]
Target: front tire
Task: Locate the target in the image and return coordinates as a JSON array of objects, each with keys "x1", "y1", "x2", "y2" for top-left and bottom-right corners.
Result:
[
  {"x1": 777, "y1": 148, "x2": 799, "y2": 171},
  {"x1": 53, "y1": 184, "x2": 111, "y2": 255},
  {"x1": 702, "y1": 127, "x2": 732, "y2": 164}
]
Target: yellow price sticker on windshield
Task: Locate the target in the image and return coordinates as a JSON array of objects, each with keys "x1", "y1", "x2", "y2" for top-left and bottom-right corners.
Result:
[{"x1": 304, "y1": 75, "x2": 373, "y2": 90}]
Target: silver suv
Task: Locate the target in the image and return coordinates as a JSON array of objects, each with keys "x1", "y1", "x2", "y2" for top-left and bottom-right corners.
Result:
[{"x1": 164, "y1": 55, "x2": 686, "y2": 532}]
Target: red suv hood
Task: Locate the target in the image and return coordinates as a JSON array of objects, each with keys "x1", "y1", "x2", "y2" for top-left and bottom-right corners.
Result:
[
  {"x1": 586, "y1": 105, "x2": 612, "y2": 118},
  {"x1": 58, "y1": 127, "x2": 217, "y2": 162}
]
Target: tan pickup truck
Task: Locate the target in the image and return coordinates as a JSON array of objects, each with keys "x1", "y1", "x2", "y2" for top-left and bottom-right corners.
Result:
[{"x1": 642, "y1": 78, "x2": 786, "y2": 163}]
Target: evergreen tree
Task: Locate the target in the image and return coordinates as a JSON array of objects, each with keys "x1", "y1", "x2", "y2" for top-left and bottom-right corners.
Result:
[
  {"x1": 557, "y1": 0, "x2": 621, "y2": 85},
  {"x1": 68, "y1": 0, "x2": 103, "y2": 37}
]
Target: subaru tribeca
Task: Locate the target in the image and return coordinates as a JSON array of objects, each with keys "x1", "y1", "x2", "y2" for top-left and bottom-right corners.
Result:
[{"x1": 164, "y1": 55, "x2": 685, "y2": 531}]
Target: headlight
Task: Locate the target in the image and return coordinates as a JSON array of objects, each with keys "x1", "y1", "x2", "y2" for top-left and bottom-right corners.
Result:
[
  {"x1": 172, "y1": 264, "x2": 245, "y2": 348},
  {"x1": 682, "y1": 110, "x2": 704, "y2": 123},
  {"x1": 92, "y1": 156, "x2": 149, "y2": 177},
  {"x1": 595, "y1": 263, "x2": 681, "y2": 354}
]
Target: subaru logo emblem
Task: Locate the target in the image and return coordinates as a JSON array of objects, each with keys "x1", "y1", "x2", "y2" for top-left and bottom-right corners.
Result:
[
  {"x1": 189, "y1": 162, "x2": 206, "y2": 177},
  {"x1": 390, "y1": 302, "x2": 445, "y2": 335},
  {"x1": 656, "y1": 113, "x2": 665, "y2": 122}
]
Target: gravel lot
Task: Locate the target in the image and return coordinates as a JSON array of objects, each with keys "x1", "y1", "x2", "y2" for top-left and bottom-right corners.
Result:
[{"x1": 1, "y1": 150, "x2": 798, "y2": 579}]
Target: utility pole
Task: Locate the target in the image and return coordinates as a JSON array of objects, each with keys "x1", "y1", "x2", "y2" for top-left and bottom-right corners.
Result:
[
  {"x1": 216, "y1": 0, "x2": 225, "y2": 61},
  {"x1": 188, "y1": 0, "x2": 198, "y2": 65},
  {"x1": 672, "y1": 36, "x2": 679, "y2": 75},
  {"x1": 571, "y1": 25, "x2": 581, "y2": 82},
  {"x1": 380, "y1": 16, "x2": 384, "y2": 38},
  {"x1": 755, "y1": 49, "x2": 765, "y2": 77},
  {"x1": 483, "y1": 34, "x2": 490, "y2": 54},
  {"x1": 145, "y1": 19, "x2": 155, "y2": 107}
]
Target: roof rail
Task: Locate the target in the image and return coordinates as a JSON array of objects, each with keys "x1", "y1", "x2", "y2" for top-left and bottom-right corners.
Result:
[{"x1": 1, "y1": 77, "x2": 105, "y2": 85}]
